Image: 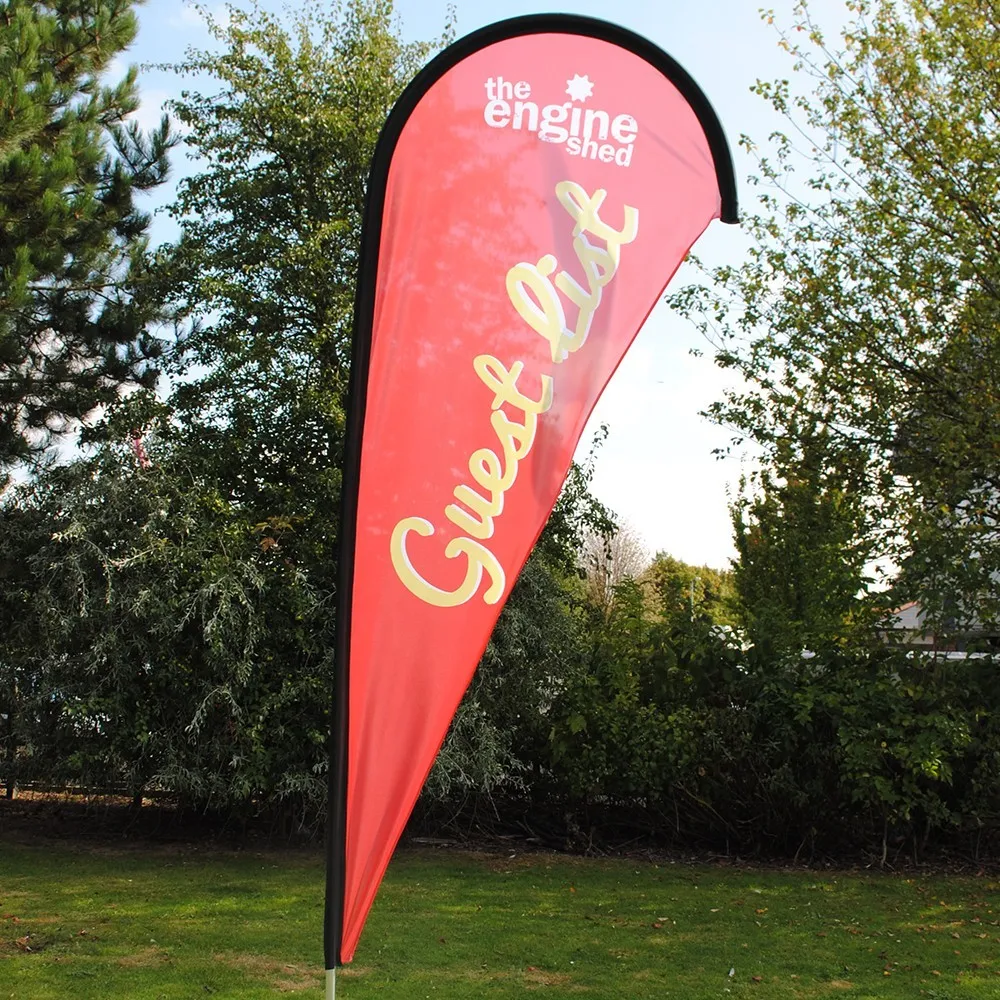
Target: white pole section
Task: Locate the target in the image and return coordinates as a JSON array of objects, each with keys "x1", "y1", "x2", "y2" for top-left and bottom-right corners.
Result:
[{"x1": 326, "y1": 967, "x2": 336, "y2": 999}]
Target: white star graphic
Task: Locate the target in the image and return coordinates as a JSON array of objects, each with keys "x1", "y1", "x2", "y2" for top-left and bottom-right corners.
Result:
[{"x1": 565, "y1": 74, "x2": 594, "y2": 102}]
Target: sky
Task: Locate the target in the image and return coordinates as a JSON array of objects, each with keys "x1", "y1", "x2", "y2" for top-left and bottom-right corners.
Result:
[{"x1": 125, "y1": 0, "x2": 849, "y2": 570}]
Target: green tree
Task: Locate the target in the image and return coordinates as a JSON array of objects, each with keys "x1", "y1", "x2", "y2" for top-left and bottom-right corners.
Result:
[
  {"x1": 1, "y1": 0, "x2": 453, "y2": 817},
  {"x1": 0, "y1": 440, "x2": 330, "y2": 823},
  {"x1": 732, "y1": 428, "x2": 877, "y2": 657},
  {"x1": 0, "y1": 0, "x2": 174, "y2": 473},
  {"x1": 158, "y1": 0, "x2": 449, "y2": 532},
  {"x1": 641, "y1": 551, "x2": 735, "y2": 628},
  {"x1": 673, "y1": 0, "x2": 1000, "y2": 632}
]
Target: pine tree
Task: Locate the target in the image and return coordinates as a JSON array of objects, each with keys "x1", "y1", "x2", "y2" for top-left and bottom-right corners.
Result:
[{"x1": 0, "y1": 0, "x2": 174, "y2": 475}]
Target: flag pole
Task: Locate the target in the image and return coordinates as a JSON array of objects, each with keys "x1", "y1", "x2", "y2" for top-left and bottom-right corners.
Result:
[
  {"x1": 323, "y1": 259, "x2": 370, "y2": 991},
  {"x1": 325, "y1": 408, "x2": 359, "y2": 986},
  {"x1": 324, "y1": 72, "x2": 388, "y2": 983}
]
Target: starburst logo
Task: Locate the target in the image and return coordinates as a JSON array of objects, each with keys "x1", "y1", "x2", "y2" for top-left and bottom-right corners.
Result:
[
  {"x1": 482, "y1": 74, "x2": 638, "y2": 167},
  {"x1": 565, "y1": 74, "x2": 594, "y2": 102}
]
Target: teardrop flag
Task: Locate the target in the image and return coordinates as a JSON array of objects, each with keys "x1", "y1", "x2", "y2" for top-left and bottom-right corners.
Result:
[{"x1": 325, "y1": 12, "x2": 738, "y2": 976}]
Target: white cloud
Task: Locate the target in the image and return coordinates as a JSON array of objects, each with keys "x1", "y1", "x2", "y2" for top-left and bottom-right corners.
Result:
[
  {"x1": 167, "y1": 2, "x2": 230, "y2": 32},
  {"x1": 129, "y1": 87, "x2": 173, "y2": 133}
]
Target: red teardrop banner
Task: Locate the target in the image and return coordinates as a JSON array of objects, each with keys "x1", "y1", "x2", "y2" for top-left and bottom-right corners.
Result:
[{"x1": 326, "y1": 14, "x2": 738, "y2": 970}]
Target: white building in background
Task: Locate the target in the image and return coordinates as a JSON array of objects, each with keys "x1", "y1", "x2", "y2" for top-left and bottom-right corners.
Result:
[{"x1": 884, "y1": 600, "x2": 1000, "y2": 652}]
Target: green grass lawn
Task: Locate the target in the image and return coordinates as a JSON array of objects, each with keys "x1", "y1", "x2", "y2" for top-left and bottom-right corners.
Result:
[{"x1": 1, "y1": 839, "x2": 998, "y2": 998}]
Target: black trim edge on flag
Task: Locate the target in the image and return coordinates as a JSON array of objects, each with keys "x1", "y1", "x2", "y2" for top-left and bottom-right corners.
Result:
[{"x1": 325, "y1": 12, "x2": 740, "y2": 971}]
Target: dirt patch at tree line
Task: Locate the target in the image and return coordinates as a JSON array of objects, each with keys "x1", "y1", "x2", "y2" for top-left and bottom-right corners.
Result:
[{"x1": 2, "y1": 791, "x2": 999, "y2": 878}]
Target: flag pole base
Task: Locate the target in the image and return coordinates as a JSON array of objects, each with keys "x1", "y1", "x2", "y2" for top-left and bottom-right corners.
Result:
[{"x1": 326, "y1": 967, "x2": 336, "y2": 999}]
